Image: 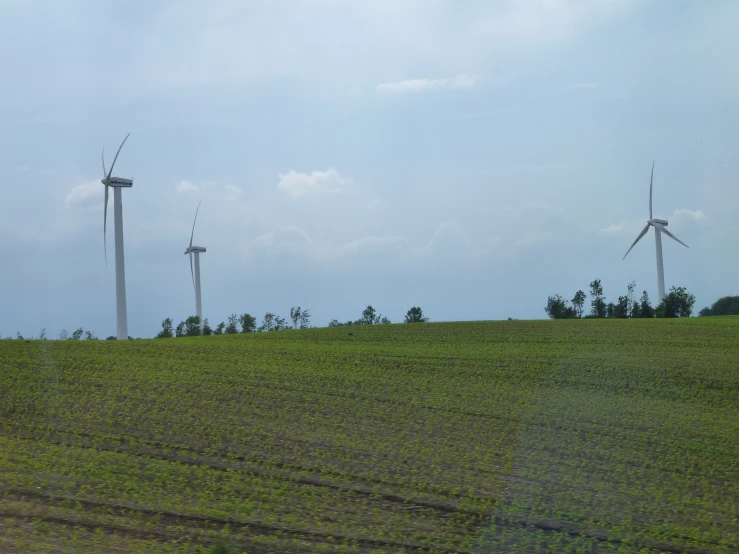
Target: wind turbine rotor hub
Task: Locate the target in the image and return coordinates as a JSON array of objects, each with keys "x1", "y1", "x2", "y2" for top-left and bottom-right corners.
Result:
[{"x1": 649, "y1": 218, "x2": 668, "y2": 226}]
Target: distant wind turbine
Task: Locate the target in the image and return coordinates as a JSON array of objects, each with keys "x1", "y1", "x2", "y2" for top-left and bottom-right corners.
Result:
[
  {"x1": 101, "y1": 133, "x2": 133, "y2": 340},
  {"x1": 185, "y1": 201, "x2": 206, "y2": 330},
  {"x1": 622, "y1": 162, "x2": 689, "y2": 303}
]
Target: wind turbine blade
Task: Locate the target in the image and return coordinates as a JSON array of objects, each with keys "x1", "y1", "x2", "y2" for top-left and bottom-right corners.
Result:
[
  {"x1": 103, "y1": 185, "x2": 109, "y2": 266},
  {"x1": 189, "y1": 252, "x2": 195, "y2": 289},
  {"x1": 653, "y1": 222, "x2": 689, "y2": 249},
  {"x1": 648, "y1": 161, "x2": 655, "y2": 219},
  {"x1": 189, "y1": 200, "x2": 201, "y2": 250},
  {"x1": 101, "y1": 146, "x2": 107, "y2": 176},
  {"x1": 106, "y1": 133, "x2": 130, "y2": 179},
  {"x1": 623, "y1": 223, "x2": 651, "y2": 260}
]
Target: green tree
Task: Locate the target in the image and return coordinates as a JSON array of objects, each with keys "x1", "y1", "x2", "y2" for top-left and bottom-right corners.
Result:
[
  {"x1": 571, "y1": 290, "x2": 586, "y2": 319},
  {"x1": 299, "y1": 309, "x2": 311, "y2": 328},
  {"x1": 156, "y1": 318, "x2": 174, "y2": 339},
  {"x1": 290, "y1": 307, "x2": 302, "y2": 329},
  {"x1": 214, "y1": 322, "x2": 225, "y2": 335},
  {"x1": 630, "y1": 299, "x2": 642, "y2": 318},
  {"x1": 404, "y1": 306, "x2": 428, "y2": 323},
  {"x1": 259, "y1": 313, "x2": 275, "y2": 332},
  {"x1": 239, "y1": 313, "x2": 257, "y2": 333},
  {"x1": 627, "y1": 281, "x2": 637, "y2": 315},
  {"x1": 606, "y1": 303, "x2": 617, "y2": 318},
  {"x1": 589, "y1": 279, "x2": 606, "y2": 318},
  {"x1": 38, "y1": 328, "x2": 47, "y2": 340},
  {"x1": 71, "y1": 328, "x2": 84, "y2": 340},
  {"x1": 175, "y1": 321, "x2": 185, "y2": 337},
  {"x1": 202, "y1": 318, "x2": 213, "y2": 336},
  {"x1": 185, "y1": 315, "x2": 202, "y2": 336},
  {"x1": 84, "y1": 330, "x2": 97, "y2": 340},
  {"x1": 361, "y1": 305, "x2": 377, "y2": 325},
  {"x1": 545, "y1": 295, "x2": 575, "y2": 319},
  {"x1": 699, "y1": 295, "x2": 739, "y2": 316},
  {"x1": 59, "y1": 329, "x2": 69, "y2": 340},
  {"x1": 613, "y1": 296, "x2": 629, "y2": 319},
  {"x1": 656, "y1": 286, "x2": 696, "y2": 318},
  {"x1": 225, "y1": 314, "x2": 239, "y2": 334},
  {"x1": 639, "y1": 291, "x2": 655, "y2": 318}
]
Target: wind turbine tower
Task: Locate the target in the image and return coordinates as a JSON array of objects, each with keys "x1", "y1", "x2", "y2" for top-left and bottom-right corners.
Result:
[
  {"x1": 101, "y1": 133, "x2": 133, "y2": 340},
  {"x1": 185, "y1": 202, "x2": 206, "y2": 330},
  {"x1": 623, "y1": 162, "x2": 689, "y2": 303}
]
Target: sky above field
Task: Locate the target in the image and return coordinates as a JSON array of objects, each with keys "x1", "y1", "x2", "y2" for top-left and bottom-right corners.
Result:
[{"x1": 1, "y1": 0, "x2": 738, "y2": 338}]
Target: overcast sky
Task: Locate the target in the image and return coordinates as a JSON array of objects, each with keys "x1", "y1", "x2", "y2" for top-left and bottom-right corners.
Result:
[{"x1": 1, "y1": 0, "x2": 738, "y2": 338}]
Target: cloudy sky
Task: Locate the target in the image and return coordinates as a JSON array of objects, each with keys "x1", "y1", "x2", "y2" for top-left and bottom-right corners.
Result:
[{"x1": 1, "y1": 0, "x2": 738, "y2": 338}]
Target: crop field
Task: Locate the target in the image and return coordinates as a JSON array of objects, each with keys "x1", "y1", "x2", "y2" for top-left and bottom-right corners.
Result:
[{"x1": 1, "y1": 318, "x2": 738, "y2": 553}]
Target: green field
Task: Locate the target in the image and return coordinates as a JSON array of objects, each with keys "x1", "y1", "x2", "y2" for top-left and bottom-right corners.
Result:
[{"x1": 1, "y1": 319, "x2": 738, "y2": 553}]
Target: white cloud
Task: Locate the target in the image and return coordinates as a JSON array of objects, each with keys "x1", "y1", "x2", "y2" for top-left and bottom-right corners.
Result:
[
  {"x1": 600, "y1": 209, "x2": 709, "y2": 236},
  {"x1": 277, "y1": 168, "x2": 347, "y2": 197},
  {"x1": 177, "y1": 180, "x2": 199, "y2": 194},
  {"x1": 251, "y1": 225, "x2": 314, "y2": 255},
  {"x1": 65, "y1": 180, "x2": 101, "y2": 209},
  {"x1": 598, "y1": 219, "x2": 641, "y2": 237},
  {"x1": 338, "y1": 235, "x2": 410, "y2": 256},
  {"x1": 421, "y1": 221, "x2": 477, "y2": 257},
  {"x1": 377, "y1": 73, "x2": 480, "y2": 93},
  {"x1": 671, "y1": 209, "x2": 709, "y2": 225},
  {"x1": 1, "y1": 0, "x2": 637, "y2": 106},
  {"x1": 225, "y1": 184, "x2": 242, "y2": 199},
  {"x1": 177, "y1": 180, "x2": 245, "y2": 200}
]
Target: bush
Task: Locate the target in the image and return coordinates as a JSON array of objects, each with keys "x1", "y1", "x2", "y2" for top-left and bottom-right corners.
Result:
[
  {"x1": 699, "y1": 295, "x2": 739, "y2": 317},
  {"x1": 656, "y1": 286, "x2": 696, "y2": 318}
]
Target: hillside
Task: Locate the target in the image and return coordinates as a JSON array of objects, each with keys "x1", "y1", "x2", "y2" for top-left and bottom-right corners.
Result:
[{"x1": 1, "y1": 319, "x2": 738, "y2": 553}]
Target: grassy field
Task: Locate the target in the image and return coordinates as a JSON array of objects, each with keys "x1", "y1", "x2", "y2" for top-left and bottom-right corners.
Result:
[{"x1": 1, "y1": 318, "x2": 738, "y2": 553}]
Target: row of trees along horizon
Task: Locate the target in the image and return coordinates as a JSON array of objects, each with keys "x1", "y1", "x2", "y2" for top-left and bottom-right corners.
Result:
[
  {"x1": 6, "y1": 294, "x2": 739, "y2": 341},
  {"x1": 155, "y1": 305, "x2": 428, "y2": 338},
  {"x1": 545, "y1": 280, "x2": 739, "y2": 319},
  {"x1": 6, "y1": 306, "x2": 429, "y2": 341}
]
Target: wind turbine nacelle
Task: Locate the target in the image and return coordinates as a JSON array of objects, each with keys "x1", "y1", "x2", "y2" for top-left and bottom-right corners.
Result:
[
  {"x1": 109, "y1": 177, "x2": 133, "y2": 188},
  {"x1": 185, "y1": 246, "x2": 207, "y2": 254},
  {"x1": 649, "y1": 218, "x2": 668, "y2": 226}
]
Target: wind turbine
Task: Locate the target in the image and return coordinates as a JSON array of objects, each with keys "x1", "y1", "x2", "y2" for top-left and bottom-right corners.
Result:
[
  {"x1": 623, "y1": 162, "x2": 689, "y2": 303},
  {"x1": 185, "y1": 201, "x2": 206, "y2": 330},
  {"x1": 101, "y1": 133, "x2": 133, "y2": 340}
]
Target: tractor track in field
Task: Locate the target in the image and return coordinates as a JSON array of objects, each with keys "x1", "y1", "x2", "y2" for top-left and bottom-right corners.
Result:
[
  {"x1": 1, "y1": 429, "x2": 493, "y2": 521},
  {"x1": 1, "y1": 488, "x2": 719, "y2": 554},
  {"x1": 135, "y1": 377, "x2": 730, "y2": 452},
  {"x1": 2, "y1": 425, "x2": 502, "y2": 503},
  {"x1": 5, "y1": 418, "x2": 731, "y2": 497},
  {"x1": 0, "y1": 488, "x2": 470, "y2": 554}
]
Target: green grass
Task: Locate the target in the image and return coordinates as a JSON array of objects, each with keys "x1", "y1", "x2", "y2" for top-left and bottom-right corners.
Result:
[{"x1": 1, "y1": 318, "x2": 737, "y2": 553}]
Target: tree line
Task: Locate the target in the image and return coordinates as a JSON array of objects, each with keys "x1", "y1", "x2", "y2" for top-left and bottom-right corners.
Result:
[
  {"x1": 154, "y1": 305, "x2": 429, "y2": 339},
  {"x1": 8, "y1": 293, "x2": 739, "y2": 341},
  {"x1": 545, "y1": 279, "x2": 703, "y2": 319}
]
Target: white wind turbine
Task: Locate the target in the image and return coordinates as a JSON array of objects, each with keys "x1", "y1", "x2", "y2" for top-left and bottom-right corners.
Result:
[
  {"x1": 623, "y1": 162, "x2": 689, "y2": 303},
  {"x1": 101, "y1": 133, "x2": 133, "y2": 340},
  {"x1": 185, "y1": 201, "x2": 206, "y2": 330}
]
